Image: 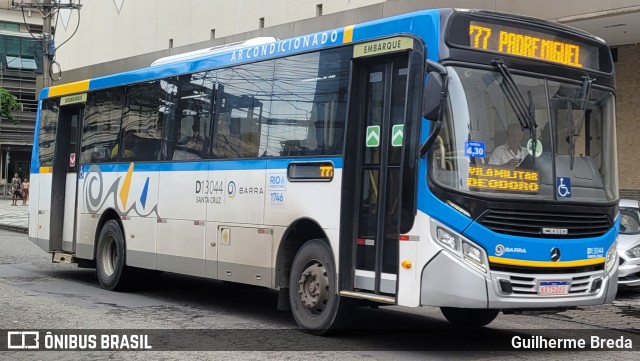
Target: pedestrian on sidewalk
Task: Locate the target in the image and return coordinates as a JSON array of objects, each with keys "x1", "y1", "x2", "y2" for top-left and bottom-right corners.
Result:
[
  {"x1": 21, "y1": 178, "x2": 29, "y2": 206},
  {"x1": 11, "y1": 173, "x2": 21, "y2": 206}
]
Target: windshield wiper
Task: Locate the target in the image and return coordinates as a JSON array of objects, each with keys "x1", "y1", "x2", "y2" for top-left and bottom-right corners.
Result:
[
  {"x1": 574, "y1": 75, "x2": 595, "y2": 137},
  {"x1": 566, "y1": 75, "x2": 595, "y2": 170},
  {"x1": 490, "y1": 59, "x2": 538, "y2": 156},
  {"x1": 566, "y1": 100, "x2": 576, "y2": 170},
  {"x1": 527, "y1": 89, "x2": 538, "y2": 157}
]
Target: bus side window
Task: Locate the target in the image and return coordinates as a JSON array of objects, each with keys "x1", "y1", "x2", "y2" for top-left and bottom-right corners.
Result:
[
  {"x1": 81, "y1": 88, "x2": 123, "y2": 163},
  {"x1": 163, "y1": 71, "x2": 214, "y2": 161},
  {"x1": 121, "y1": 81, "x2": 163, "y2": 161},
  {"x1": 265, "y1": 47, "x2": 350, "y2": 157},
  {"x1": 214, "y1": 62, "x2": 273, "y2": 158},
  {"x1": 38, "y1": 100, "x2": 60, "y2": 167}
]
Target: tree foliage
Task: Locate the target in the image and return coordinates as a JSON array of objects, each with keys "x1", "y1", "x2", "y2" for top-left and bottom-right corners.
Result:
[{"x1": 0, "y1": 87, "x2": 21, "y2": 124}]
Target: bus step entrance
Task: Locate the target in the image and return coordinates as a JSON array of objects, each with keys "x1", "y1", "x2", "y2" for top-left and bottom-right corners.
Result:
[
  {"x1": 339, "y1": 290, "x2": 396, "y2": 304},
  {"x1": 52, "y1": 252, "x2": 75, "y2": 264}
]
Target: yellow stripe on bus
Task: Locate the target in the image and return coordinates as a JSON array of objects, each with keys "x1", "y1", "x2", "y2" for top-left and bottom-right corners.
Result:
[
  {"x1": 119, "y1": 162, "x2": 134, "y2": 209},
  {"x1": 343, "y1": 25, "x2": 354, "y2": 43},
  {"x1": 488, "y1": 256, "x2": 605, "y2": 268},
  {"x1": 39, "y1": 166, "x2": 53, "y2": 174},
  {"x1": 48, "y1": 79, "x2": 90, "y2": 97}
]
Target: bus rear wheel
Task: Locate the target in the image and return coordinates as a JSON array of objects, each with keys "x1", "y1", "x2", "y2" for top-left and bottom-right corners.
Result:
[
  {"x1": 95, "y1": 220, "x2": 130, "y2": 291},
  {"x1": 440, "y1": 307, "x2": 499, "y2": 327},
  {"x1": 289, "y1": 239, "x2": 349, "y2": 335}
]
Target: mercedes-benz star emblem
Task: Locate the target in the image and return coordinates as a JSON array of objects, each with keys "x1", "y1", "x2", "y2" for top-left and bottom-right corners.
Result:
[{"x1": 550, "y1": 247, "x2": 561, "y2": 262}]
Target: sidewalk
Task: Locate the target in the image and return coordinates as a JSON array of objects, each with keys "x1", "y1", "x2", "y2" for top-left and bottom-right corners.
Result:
[{"x1": 0, "y1": 195, "x2": 29, "y2": 233}]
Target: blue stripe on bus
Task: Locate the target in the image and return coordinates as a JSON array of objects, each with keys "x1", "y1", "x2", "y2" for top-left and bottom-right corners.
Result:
[
  {"x1": 90, "y1": 63, "x2": 200, "y2": 91},
  {"x1": 77, "y1": 157, "x2": 344, "y2": 173},
  {"x1": 266, "y1": 157, "x2": 343, "y2": 169},
  {"x1": 81, "y1": 160, "x2": 263, "y2": 173}
]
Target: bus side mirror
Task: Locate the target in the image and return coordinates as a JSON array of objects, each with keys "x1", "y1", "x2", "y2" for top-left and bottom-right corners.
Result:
[
  {"x1": 419, "y1": 62, "x2": 449, "y2": 156},
  {"x1": 422, "y1": 72, "x2": 444, "y2": 121}
]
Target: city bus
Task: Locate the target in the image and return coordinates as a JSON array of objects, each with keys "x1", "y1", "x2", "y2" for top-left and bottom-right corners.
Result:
[{"x1": 29, "y1": 8, "x2": 619, "y2": 333}]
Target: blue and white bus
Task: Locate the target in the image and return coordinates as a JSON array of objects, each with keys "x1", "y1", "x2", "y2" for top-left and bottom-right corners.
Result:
[{"x1": 30, "y1": 8, "x2": 619, "y2": 333}]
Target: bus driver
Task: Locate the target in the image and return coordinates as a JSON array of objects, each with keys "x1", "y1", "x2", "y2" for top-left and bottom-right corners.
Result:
[{"x1": 489, "y1": 123, "x2": 528, "y2": 167}]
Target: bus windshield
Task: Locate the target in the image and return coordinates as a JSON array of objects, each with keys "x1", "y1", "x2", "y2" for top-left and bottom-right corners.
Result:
[{"x1": 431, "y1": 66, "x2": 618, "y2": 203}]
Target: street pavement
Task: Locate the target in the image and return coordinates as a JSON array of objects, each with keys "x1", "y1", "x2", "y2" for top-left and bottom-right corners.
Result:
[
  {"x1": 0, "y1": 229, "x2": 638, "y2": 360},
  {"x1": 0, "y1": 195, "x2": 28, "y2": 233}
]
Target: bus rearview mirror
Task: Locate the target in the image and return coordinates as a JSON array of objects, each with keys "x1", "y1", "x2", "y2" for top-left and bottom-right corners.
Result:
[{"x1": 423, "y1": 72, "x2": 444, "y2": 121}]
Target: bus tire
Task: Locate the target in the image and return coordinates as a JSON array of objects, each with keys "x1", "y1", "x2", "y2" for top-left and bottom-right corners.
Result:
[
  {"x1": 95, "y1": 220, "x2": 130, "y2": 291},
  {"x1": 289, "y1": 239, "x2": 349, "y2": 335},
  {"x1": 440, "y1": 307, "x2": 499, "y2": 327}
]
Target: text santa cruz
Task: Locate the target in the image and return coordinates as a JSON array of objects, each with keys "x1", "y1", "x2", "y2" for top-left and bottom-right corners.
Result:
[{"x1": 230, "y1": 30, "x2": 340, "y2": 62}]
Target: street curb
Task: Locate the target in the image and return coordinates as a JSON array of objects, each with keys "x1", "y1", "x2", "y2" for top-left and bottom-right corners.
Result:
[{"x1": 0, "y1": 223, "x2": 28, "y2": 234}]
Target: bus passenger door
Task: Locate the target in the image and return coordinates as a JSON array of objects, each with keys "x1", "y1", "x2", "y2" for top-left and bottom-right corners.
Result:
[
  {"x1": 340, "y1": 55, "x2": 409, "y2": 298},
  {"x1": 50, "y1": 104, "x2": 83, "y2": 254}
]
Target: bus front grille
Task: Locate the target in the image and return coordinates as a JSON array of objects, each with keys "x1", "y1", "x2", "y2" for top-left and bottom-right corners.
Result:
[
  {"x1": 492, "y1": 270, "x2": 605, "y2": 297},
  {"x1": 478, "y1": 209, "x2": 611, "y2": 239}
]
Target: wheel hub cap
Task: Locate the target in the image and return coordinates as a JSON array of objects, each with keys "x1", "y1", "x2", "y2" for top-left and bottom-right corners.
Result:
[{"x1": 297, "y1": 262, "x2": 329, "y2": 315}]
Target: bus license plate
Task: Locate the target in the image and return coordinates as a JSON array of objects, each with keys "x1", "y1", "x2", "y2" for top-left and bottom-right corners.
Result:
[{"x1": 538, "y1": 281, "x2": 570, "y2": 295}]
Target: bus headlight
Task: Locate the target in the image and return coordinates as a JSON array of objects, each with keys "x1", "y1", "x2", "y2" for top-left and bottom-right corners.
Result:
[
  {"x1": 462, "y1": 241, "x2": 487, "y2": 273},
  {"x1": 605, "y1": 240, "x2": 617, "y2": 274},
  {"x1": 431, "y1": 220, "x2": 487, "y2": 274},
  {"x1": 436, "y1": 228, "x2": 458, "y2": 251}
]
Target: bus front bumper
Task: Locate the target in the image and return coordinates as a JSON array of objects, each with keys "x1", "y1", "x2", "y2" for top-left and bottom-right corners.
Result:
[{"x1": 420, "y1": 250, "x2": 617, "y2": 309}]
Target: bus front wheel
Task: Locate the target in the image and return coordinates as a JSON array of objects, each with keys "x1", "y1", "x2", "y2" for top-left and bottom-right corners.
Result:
[
  {"x1": 95, "y1": 220, "x2": 130, "y2": 291},
  {"x1": 440, "y1": 307, "x2": 499, "y2": 327},
  {"x1": 289, "y1": 239, "x2": 349, "y2": 334}
]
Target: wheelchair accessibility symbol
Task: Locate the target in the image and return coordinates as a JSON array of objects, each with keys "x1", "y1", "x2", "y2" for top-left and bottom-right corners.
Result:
[{"x1": 556, "y1": 177, "x2": 571, "y2": 198}]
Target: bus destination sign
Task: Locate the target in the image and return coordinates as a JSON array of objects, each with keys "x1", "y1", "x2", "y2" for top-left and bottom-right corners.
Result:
[
  {"x1": 468, "y1": 21, "x2": 599, "y2": 69},
  {"x1": 467, "y1": 165, "x2": 540, "y2": 193}
]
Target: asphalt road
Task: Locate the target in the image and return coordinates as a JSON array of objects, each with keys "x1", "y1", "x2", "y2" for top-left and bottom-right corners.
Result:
[{"x1": 0, "y1": 229, "x2": 639, "y2": 360}]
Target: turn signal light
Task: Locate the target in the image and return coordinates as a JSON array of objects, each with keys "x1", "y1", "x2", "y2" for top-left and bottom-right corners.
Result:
[{"x1": 401, "y1": 260, "x2": 412, "y2": 269}]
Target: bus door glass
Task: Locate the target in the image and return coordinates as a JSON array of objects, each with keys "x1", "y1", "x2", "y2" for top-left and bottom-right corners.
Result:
[
  {"x1": 50, "y1": 99, "x2": 84, "y2": 253},
  {"x1": 34, "y1": 100, "x2": 59, "y2": 250},
  {"x1": 350, "y1": 55, "x2": 409, "y2": 295}
]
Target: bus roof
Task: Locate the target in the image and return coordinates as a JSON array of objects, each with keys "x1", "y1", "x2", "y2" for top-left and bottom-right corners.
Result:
[{"x1": 41, "y1": 8, "x2": 442, "y2": 100}]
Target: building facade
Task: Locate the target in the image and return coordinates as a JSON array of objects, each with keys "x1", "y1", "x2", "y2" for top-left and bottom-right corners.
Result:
[
  {"x1": 0, "y1": 1, "x2": 43, "y2": 188},
  {"x1": 31, "y1": 0, "x2": 640, "y2": 196}
]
